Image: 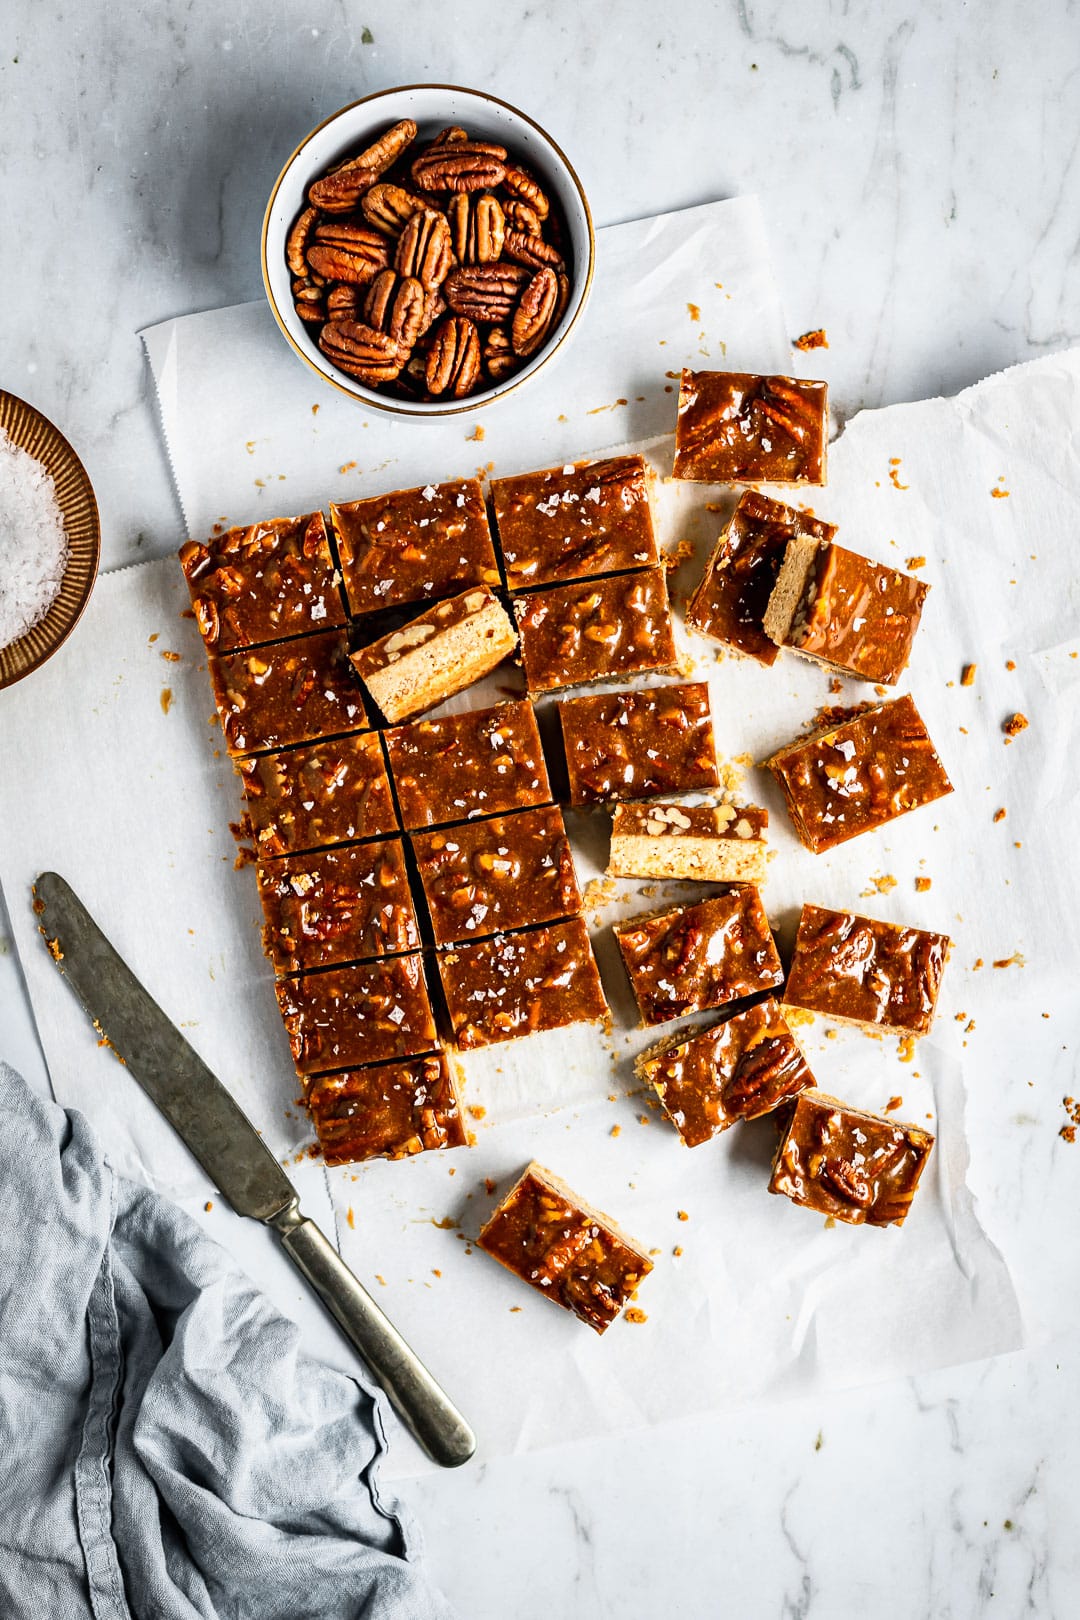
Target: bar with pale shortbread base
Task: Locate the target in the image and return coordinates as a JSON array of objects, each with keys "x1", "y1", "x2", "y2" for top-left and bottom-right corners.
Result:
[
  {"x1": 307, "y1": 1055, "x2": 467, "y2": 1166},
  {"x1": 607, "y1": 801, "x2": 768, "y2": 884},
  {"x1": 351, "y1": 585, "x2": 517, "y2": 723}
]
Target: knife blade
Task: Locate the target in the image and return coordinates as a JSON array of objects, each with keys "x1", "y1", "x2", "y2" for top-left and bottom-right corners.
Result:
[{"x1": 34, "y1": 870, "x2": 476, "y2": 1468}]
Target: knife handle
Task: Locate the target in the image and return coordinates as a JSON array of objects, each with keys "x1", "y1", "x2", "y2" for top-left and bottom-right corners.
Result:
[{"x1": 277, "y1": 1213, "x2": 476, "y2": 1468}]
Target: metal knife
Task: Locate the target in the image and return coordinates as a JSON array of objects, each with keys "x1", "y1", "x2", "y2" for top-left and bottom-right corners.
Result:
[{"x1": 34, "y1": 870, "x2": 475, "y2": 1469}]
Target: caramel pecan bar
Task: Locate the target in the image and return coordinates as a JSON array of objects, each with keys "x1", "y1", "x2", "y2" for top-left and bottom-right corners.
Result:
[
  {"x1": 514, "y1": 566, "x2": 676, "y2": 695},
  {"x1": 256, "y1": 839, "x2": 419, "y2": 974},
  {"x1": 351, "y1": 585, "x2": 517, "y2": 722},
  {"x1": 238, "y1": 732, "x2": 397, "y2": 856},
  {"x1": 331, "y1": 478, "x2": 501, "y2": 616},
  {"x1": 636, "y1": 997, "x2": 814, "y2": 1144},
  {"x1": 179, "y1": 513, "x2": 345, "y2": 651},
  {"x1": 412, "y1": 805, "x2": 582, "y2": 946},
  {"x1": 673, "y1": 370, "x2": 828, "y2": 485},
  {"x1": 307, "y1": 1054, "x2": 467, "y2": 1166},
  {"x1": 768, "y1": 1090, "x2": 935, "y2": 1227},
  {"x1": 478, "y1": 1162, "x2": 653, "y2": 1333},
  {"x1": 436, "y1": 918, "x2": 607, "y2": 1049},
  {"x1": 782, "y1": 903, "x2": 949, "y2": 1036},
  {"x1": 764, "y1": 695, "x2": 952, "y2": 853},
  {"x1": 274, "y1": 953, "x2": 438, "y2": 1077},
  {"x1": 491, "y1": 455, "x2": 658, "y2": 591},
  {"x1": 764, "y1": 537, "x2": 928, "y2": 684},
  {"x1": 607, "y1": 801, "x2": 768, "y2": 885},
  {"x1": 385, "y1": 700, "x2": 552, "y2": 830},
  {"x1": 209, "y1": 628, "x2": 369, "y2": 757},
  {"x1": 613, "y1": 888, "x2": 783, "y2": 1027},
  {"x1": 558, "y1": 682, "x2": 720, "y2": 807}
]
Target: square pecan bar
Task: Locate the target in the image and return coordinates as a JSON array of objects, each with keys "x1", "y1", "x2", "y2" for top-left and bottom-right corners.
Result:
[
  {"x1": 491, "y1": 455, "x2": 659, "y2": 591},
  {"x1": 478, "y1": 1162, "x2": 653, "y2": 1333},
  {"x1": 209, "y1": 628, "x2": 369, "y2": 757},
  {"x1": 238, "y1": 732, "x2": 397, "y2": 857},
  {"x1": 607, "y1": 801, "x2": 768, "y2": 885},
  {"x1": 782, "y1": 903, "x2": 949, "y2": 1036},
  {"x1": 514, "y1": 566, "x2": 676, "y2": 695},
  {"x1": 436, "y1": 918, "x2": 607, "y2": 1049},
  {"x1": 685, "y1": 490, "x2": 837, "y2": 666},
  {"x1": 558, "y1": 682, "x2": 719, "y2": 807},
  {"x1": 331, "y1": 478, "x2": 500, "y2": 617},
  {"x1": 351, "y1": 585, "x2": 517, "y2": 723},
  {"x1": 764, "y1": 537, "x2": 928, "y2": 684},
  {"x1": 256, "y1": 839, "x2": 420, "y2": 974},
  {"x1": 307, "y1": 1054, "x2": 467, "y2": 1166},
  {"x1": 179, "y1": 512, "x2": 345, "y2": 651},
  {"x1": 636, "y1": 997, "x2": 815, "y2": 1144},
  {"x1": 274, "y1": 953, "x2": 438, "y2": 1077},
  {"x1": 764, "y1": 695, "x2": 953, "y2": 853},
  {"x1": 673, "y1": 371, "x2": 828, "y2": 485},
  {"x1": 411, "y1": 805, "x2": 582, "y2": 946},
  {"x1": 768, "y1": 1090, "x2": 935, "y2": 1227},
  {"x1": 385, "y1": 700, "x2": 552, "y2": 830},
  {"x1": 613, "y1": 888, "x2": 783, "y2": 1027}
]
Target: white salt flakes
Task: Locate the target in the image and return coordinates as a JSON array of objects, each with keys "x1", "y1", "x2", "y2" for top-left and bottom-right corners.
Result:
[{"x1": 0, "y1": 427, "x2": 70, "y2": 648}]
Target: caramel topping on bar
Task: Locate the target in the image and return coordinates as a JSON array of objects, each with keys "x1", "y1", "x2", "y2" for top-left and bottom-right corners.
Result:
[
  {"x1": 275, "y1": 953, "x2": 437, "y2": 1077},
  {"x1": 769, "y1": 1090, "x2": 934, "y2": 1227},
  {"x1": 412, "y1": 804, "x2": 582, "y2": 945},
  {"x1": 491, "y1": 455, "x2": 658, "y2": 591},
  {"x1": 478, "y1": 1162, "x2": 653, "y2": 1333},
  {"x1": 514, "y1": 566, "x2": 676, "y2": 694},
  {"x1": 686, "y1": 490, "x2": 836, "y2": 666},
  {"x1": 765, "y1": 694, "x2": 953, "y2": 853},
  {"x1": 238, "y1": 732, "x2": 397, "y2": 856},
  {"x1": 256, "y1": 839, "x2": 419, "y2": 974},
  {"x1": 611, "y1": 801, "x2": 768, "y2": 842},
  {"x1": 783, "y1": 903, "x2": 949, "y2": 1036},
  {"x1": 331, "y1": 478, "x2": 500, "y2": 616},
  {"x1": 179, "y1": 513, "x2": 345, "y2": 651},
  {"x1": 637, "y1": 997, "x2": 814, "y2": 1145},
  {"x1": 307, "y1": 1054, "x2": 466, "y2": 1166},
  {"x1": 769, "y1": 539, "x2": 928, "y2": 685},
  {"x1": 209, "y1": 628, "x2": 369, "y2": 756},
  {"x1": 385, "y1": 700, "x2": 552, "y2": 830},
  {"x1": 673, "y1": 371, "x2": 828, "y2": 486},
  {"x1": 436, "y1": 918, "x2": 607, "y2": 1049},
  {"x1": 613, "y1": 887, "x2": 783, "y2": 1027},
  {"x1": 558, "y1": 682, "x2": 719, "y2": 807}
]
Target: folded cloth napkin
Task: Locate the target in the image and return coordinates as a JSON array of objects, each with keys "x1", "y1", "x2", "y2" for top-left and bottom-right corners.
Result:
[{"x1": 0, "y1": 1062, "x2": 456, "y2": 1619}]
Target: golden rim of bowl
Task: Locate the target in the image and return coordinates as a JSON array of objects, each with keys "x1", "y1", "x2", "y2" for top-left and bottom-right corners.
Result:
[
  {"x1": 261, "y1": 84, "x2": 596, "y2": 417},
  {"x1": 0, "y1": 391, "x2": 100, "y2": 692}
]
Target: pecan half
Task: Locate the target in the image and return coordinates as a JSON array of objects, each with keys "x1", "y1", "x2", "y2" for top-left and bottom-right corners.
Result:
[
  {"x1": 411, "y1": 140, "x2": 508, "y2": 193},
  {"x1": 425, "y1": 315, "x2": 481, "y2": 398},
  {"x1": 502, "y1": 198, "x2": 542, "y2": 237},
  {"x1": 308, "y1": 163, "x2": 380, "y2": 214},
  {"x1": 362, "y1": 268, "x2": 398, "y2": 331},
  {"x1": 388, "y1": 276, "x2": 426, "y2": 349},
  {"x1": 307, "y1": 222, "x2": 392, "y2": 285},
  {"x1": 362, "y1": 182, "x2": 425, "y2": 236},
  {"x1": 502, "y1": 164, "x2": 550, "y2": 219},
  {"x1": 447, "y1": 192, "x2": 505, "y2": 264},
  {"x1": 395, "y1": 208, "x2": 453, "y2": 291},
  {"x1": 443, "y1": 263, "x2": 529, "y2": 322},
  {"x1": 352, "y1": 118, "x2": 418, "y2": 176},
  {"x1": 286, "y1": 206, "x2": 320, "y2": 276},
  {"x1": 823, "y1": 1156, "x2": 872, "y2": 1207},
  {"x1": 511, "y1": 266, "x2": 559, "y2": 357},
  {"x1": 431, "y1": 125, "x2": 469, "y2": 147},
  {"x1": 503, "y1": 227, "x2": 564, "y2": 272},
  {"x1": 327, "y1": 283, "x2": 362, "y2": 320},
  {"x1": 292, "y1": 279, "x2": 326, "y2": 323},
  {"x1": 319, "y1": 321, "x2": 404, "y2": 384},
  {"x1": 483, "y1": 325, "x2": 516, "y2": 379}
]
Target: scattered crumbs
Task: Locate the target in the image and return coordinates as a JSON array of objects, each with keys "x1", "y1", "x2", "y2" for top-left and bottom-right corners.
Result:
[
  {"x1": 961, "y1": 663, "x2": 977, "y2": 687},
  {"x1": 794, "y1": 329, "x2": 828, "y2": 351},
  {"x1": 432, "y1": 1268, "x2": 441, "y2": 1278},
  {"x1": 430, "y1": 1215, "x2": 459, "y2": 1230},
  {"x1": 484, "y1": 1177, "x2": 497, "y2": 1196},
  {"x1": 375, "y1": 1274, "x2": 387, "y2": 1286},
  {"x1": 993, "y1": 952, "x2": 1025, "y2": 969},
  {"x1": 828, "y1": 676, "x2": 843, "y2": 695},
  {"x1": 467, "y1": 1105, "x2": 486, "y2": 1120},
  {"x1": 784, "y1": 1006, "x2": 816, "y2": 1027},
  {"x1": 466, "y1": 424, "x2": 485, "y2": 442},
  {"x1": 814, "y1": 1429, "x2": 825, "y2": 1450},
  {"x1": 887, "y1": 458, "x2": 909, "y2": 491},
  {"x1": 582, "y1": 875, "x2": 618, "y2": 909},
  {"x1": 45, "y1": 936, "x2": 64, "y2": 962},
  {"x1": 586, "y1": 398, "x2": 628, "y2": 415},
  {"x1": 874, "y1": 683, "x2": 889, "y2": 697},
  {"x1": 254, "y1": 478, "x2": 266, "y2": 488},
  {"x1": 1005, "y1": 659, "x2": 1016, "y2": 671},
  {"x1": 638, "y1": 1114, "x2": 650, "y2": 1127},
  {"x1": 557, "y1": 413, "x2": 568, "y2": 422},
  {"x1": 954, "y1": 1011, "x2": 967, "y2": 1023},
  {"x1": 160, "y1": 687, "x2": 173, "y2": 714},
  {"x1": 1060, "y1": 1097, "x2": 1080, "y2": 1142},
  {"x1": 245, "y1": 440, "x2": 256, "y2": 455},
  {"x1": 664, "y1": 537, "x2": 695, "y2": 571},
  {"x1": 687, "y1": 301, "x2": 702, "y2": 323},
  {"x1": 624, "y1": 1307, "x2": 648, "y2": 1325},
  {"x1": 1003, "y1": 712, "x2": 1028, "y2": 739},
  {"x1": 676, "y1": 1209, "x2": 689, "y2": 1222},
  {"x1": 965, "y1": 1019, "x2": 975, "y2": 1034},
  {"x1": 897, "y1": 1034, "x2": 917, "y2": 1064},
  {"x1": 885, "y1": 1096, "x2": 903, "y2": 1113},
  {"x1": 160, "y1": 648, "x2": 182, "y2": 662},
  {"x1": 906, "y1": 556, "x2": 926, "y2": 570},
  {"x1": 610, "y1": 1124, "x2": 621, "y2": 1137},
  {"x1": 1014, "y1": 840, "x2": 1022, "y2": 849},
  {"x1": 509, "y1": 1305, "x2": 521, "y2": 1313},
  {"x1": 915, "y1": 877, "x2": 932, "y2": 892},
  {"x1": 861, "y1": 872, "x2": 897, "y2": 898},
  {"x1": 973, "y1": 957, "x2": 984, "y2": 970},
  {"x1": 346, "y1": 1207, "x2": 355, "y2": 1230},
  {"x1": 311, "y1": 403, "x2": 320, "y2": 415},
  {"x1": 824, "y1": 1027, "x2": 838, "y2": 1040},
  {"x1": 823, "y1": 1216, "x2": 837, "y2": 1230},
  {"x1": 959, "y1": 726, "x2": 968, "y2": 735},
  {"x1": 339, "y1": 461, "x2": 357, "y2": 474},
  {"x1": 648, "y1": 1247, "x2": 662, "y2": 1257},
  {"x1": 204, "y1": 1201, "x2": 214, "y2": 1213},
  {"x1": 672, "y1": 1245, "x2": 683, "y2": 1258},
  {"x1": 991, "y1": 480, "x2": 1010, "y2": 499}
]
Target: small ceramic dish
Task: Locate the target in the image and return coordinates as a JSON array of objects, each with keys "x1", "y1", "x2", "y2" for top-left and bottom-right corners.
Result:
[
  {"x1": 261, "y1": 84, "x2": 594, "y2": 417},
  {"x1": 0, "y1": 392, "x2": 100, "y2": 692}
]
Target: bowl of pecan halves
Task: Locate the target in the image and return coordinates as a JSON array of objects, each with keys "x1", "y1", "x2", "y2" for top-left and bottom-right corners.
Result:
[{"x1": 262, "y1": 85, "x2": 595, "y2": 415}]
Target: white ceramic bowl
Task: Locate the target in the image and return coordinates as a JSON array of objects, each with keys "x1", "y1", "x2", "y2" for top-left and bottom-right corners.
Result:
[{"x1": 262, "y1": 85, "x2": 595, "y2": 416}]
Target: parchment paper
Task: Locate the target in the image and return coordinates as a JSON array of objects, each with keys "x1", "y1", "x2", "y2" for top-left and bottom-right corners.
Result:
[{"x1": 5, "y1": 197, "x2": 1073, "y2": 1473}]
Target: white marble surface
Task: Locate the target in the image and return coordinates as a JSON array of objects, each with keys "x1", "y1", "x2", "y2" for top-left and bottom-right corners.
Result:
[{"x1": 2, "y1": 2, "x2": 1080, "y2": 1615}]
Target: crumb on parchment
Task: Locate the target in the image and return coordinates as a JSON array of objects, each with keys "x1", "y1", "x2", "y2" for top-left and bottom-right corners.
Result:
[
  {"x1": 793, "y1": 328, "x2": 828, "y2": 350},
  {"x1": 961, "y1": 663, "x2": 977, "y2": 686}
]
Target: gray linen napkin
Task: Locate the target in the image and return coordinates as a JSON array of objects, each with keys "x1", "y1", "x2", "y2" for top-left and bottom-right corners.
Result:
[{"x1": 0, "y1": 1061, "x2": 457, "y2": 1619}]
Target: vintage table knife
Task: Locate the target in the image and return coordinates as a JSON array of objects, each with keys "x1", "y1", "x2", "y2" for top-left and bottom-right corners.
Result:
[{"x1": 34, "y1": 870, "x2": 475, "y2": 1469}]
